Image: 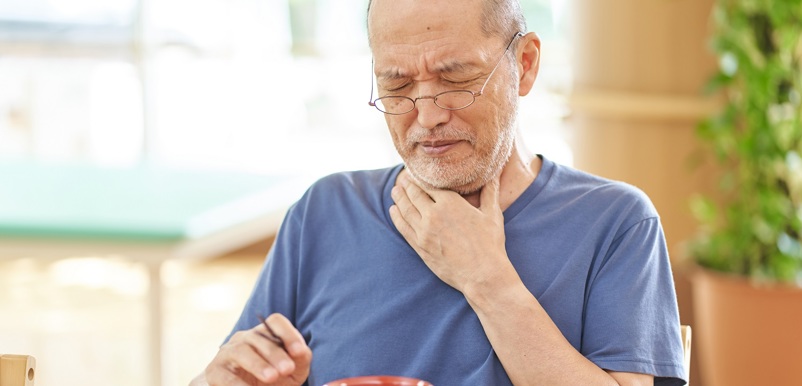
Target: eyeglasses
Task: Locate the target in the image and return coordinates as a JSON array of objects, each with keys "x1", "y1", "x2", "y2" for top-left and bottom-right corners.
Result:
[{"x1": 368, "y1": 32, "x2": 524, "y2": 115}]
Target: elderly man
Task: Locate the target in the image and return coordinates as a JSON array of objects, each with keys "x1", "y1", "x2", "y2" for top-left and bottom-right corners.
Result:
[{"x1": 192, "y1": 0, "x2": 686, "y2": 385}]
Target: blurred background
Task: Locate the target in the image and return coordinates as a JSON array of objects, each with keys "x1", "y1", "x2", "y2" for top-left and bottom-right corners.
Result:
[
  {"x1": 0, "y1": 0, "x2": 572, "y2": 173},
  {"x1": 0, "y1": 0, "x2": 719, "y2": 385}
]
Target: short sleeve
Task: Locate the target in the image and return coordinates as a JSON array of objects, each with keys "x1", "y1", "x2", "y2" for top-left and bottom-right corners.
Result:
[
  {"x1": 581, "y1": 217, "x2": 686, "y2": 385},
  {"x1": 223, "y1": 203, "x2": 302, "y2": 344}
]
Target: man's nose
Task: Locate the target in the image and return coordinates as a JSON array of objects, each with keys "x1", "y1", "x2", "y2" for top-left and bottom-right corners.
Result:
[{"x1": 414, "y1": 96, "x2": 451, "y2": 129}]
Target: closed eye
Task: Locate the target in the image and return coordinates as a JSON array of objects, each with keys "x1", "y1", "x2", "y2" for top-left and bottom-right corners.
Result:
[
  {"x1": 443, "y1": 76, "x2": 481, "y2": 87},
  {"x1": 380, "y1": 82, "x2": 412, "y2": 93}
]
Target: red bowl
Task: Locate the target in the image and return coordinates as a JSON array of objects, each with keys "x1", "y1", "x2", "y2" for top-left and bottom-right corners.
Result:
[{"x1": 322, "y1": 375, "x2": 433, "y2": 386}]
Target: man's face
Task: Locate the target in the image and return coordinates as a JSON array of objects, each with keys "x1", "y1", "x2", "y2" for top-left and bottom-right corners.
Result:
[{"x1": 369, "y1": 0, "x2": 519, "y2": 195}]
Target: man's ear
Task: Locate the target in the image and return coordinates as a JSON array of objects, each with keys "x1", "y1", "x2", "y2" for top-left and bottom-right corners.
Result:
[{"x1": 517, "y1": 32, "x2": 541, "y2": 96}]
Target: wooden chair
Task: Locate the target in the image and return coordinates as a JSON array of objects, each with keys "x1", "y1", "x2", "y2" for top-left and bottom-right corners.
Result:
[
  {"x1": 681, "y1": 325, "x2": 692, "y2": 385},
  {"x1": 0, "y1": 355, "x2": 35, "y2": 386}
]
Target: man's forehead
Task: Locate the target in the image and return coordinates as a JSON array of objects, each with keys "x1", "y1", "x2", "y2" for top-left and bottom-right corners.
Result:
[
  {"x1": 367, "y1": 0, "x2": 485, "y2": 46},
  {"x1": 368, "y1": 0, "x2": 499, "y2": 79}
]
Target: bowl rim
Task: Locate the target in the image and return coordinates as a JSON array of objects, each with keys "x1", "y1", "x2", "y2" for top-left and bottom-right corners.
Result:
[{"x1": 322, "y1": 375, "x2": 433, "y2": 386}]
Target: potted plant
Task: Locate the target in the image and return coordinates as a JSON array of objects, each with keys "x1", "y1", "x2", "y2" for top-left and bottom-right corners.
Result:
[{"x1": 689, "y1": 1, "x2": 802, "y2": 385}]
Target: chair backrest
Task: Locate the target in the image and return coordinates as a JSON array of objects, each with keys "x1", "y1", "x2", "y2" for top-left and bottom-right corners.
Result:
[
  {"x1": 0, "y1": 354, "x2": 36, "y2": 386},
  {"x1": 681, "y1": 325, "x2": 692, "y2": 385}
]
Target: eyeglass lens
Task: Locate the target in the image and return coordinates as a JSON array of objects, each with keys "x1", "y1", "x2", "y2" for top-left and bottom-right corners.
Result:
[{"x1": 375, "y1": 90, "x2": 475, "y2": 114}]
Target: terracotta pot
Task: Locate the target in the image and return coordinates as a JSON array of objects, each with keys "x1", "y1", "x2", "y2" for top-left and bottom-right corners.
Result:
[
  {"x1": 322, "y1": 375, "x2": 433, "y2": 386},
  {"x1": 691, "y1": 268, "x2": 802, "y2": 386}
]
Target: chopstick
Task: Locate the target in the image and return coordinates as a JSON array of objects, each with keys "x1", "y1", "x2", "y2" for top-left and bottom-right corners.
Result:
[{"x1": 257, "y1": 314, "x2": 285, "y2": 348}]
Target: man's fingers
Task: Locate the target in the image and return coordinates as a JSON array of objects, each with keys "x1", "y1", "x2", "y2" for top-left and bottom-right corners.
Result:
[
  {"x1": 248, "y1": 314, "x2": 310, "y2": 377},
  {"x1": 206, "y1": 337, "x2": 275, "y2": 385},
  {"x1": 389, "y1": 204, "x2": 418, "y2": 243},
  {"x1": 269, "y1": 314, "x2": 312, "y2": 381},
  {"x1": 204, "y1": 365, "x2": 254, "y2": 386},
  {"x1": 203, "y1": 314, "x2": 311, "y2": 386},
  {"x1": 398, "y1": 172, "x2": 434, "y2": 208},
  {"x1": 239, "y1": 329, "x2": 288, "y2": 381},
  {"x1": 480, "y1": 175, "x2": 501, "y2": 213},
  {"x1": 391, "y1": 184, "x2": 422, "y2": 226},
  {"x1": 265, "y1": 313, "x2": 311, "y2": 359},
  {"x1": 244, "y1": 332, "x2": 293, "y2": 378}
]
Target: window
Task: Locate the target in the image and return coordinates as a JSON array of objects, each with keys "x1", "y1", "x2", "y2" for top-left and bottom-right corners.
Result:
[{"x1": 0, "y1": 0, "x2": 572, "y2": 174}]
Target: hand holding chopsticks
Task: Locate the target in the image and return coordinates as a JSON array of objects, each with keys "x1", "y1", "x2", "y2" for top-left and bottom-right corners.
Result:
[
  {"x1": 198, "y1": 313, "x2": 312, "y2": 386},
  {"x1": 257, "y1": 313, "x2": 285, "y2": 348}
]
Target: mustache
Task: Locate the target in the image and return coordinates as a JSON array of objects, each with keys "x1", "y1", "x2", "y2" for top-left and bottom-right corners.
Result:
[{"x1": 405, "y1": 125, "x2": 477, "y2": 145}]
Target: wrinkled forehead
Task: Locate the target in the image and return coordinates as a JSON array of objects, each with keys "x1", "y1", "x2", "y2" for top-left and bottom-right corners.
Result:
[
  {"x1": 372, "y1": 43, "x2": 492, "y2": 82},
  {"x1": 368, "y1": 0, "x2": 497, "y2": 74}
]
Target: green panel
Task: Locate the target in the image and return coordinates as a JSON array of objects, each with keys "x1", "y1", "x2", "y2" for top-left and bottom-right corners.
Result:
[{"x1": 0, "y1": 161, "x2": 293, "y2": 241}]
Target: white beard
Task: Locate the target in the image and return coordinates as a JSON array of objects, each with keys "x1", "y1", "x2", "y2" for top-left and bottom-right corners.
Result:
[{"x1": 400, "y1": 93, "x2": 519, "y2": 194}]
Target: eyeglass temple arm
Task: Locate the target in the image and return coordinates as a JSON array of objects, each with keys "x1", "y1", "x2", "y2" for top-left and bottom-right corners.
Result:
[
  {"x1": 368, "y1": 59, "x2": 376, "y2": 106},
  {"x1": 475, "y1": 31, "x2": 524, "y2": 98}
]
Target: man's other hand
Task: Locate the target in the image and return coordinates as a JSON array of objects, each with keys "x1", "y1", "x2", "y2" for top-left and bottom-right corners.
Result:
[{"x1": 194, "y1": 313, "x2": 312, "y2": 386}]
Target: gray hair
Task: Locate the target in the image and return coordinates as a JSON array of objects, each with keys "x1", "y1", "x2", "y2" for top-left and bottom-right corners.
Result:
[
  {"x1": 479, "y1": 0, "x2": 527, "y2": 39},
  {"x1": 367, "y1": 0, "x2": 527, "y2": 42}
]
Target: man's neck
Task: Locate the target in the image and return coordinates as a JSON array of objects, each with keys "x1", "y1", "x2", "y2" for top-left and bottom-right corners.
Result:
[{"x1": 464, "y1": 143, "x2": 541, "y2": 210}]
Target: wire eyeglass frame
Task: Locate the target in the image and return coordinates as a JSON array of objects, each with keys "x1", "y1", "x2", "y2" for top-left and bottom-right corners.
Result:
[{"x1": 368, "y1": 31, "x2": 524, "y2": 115}]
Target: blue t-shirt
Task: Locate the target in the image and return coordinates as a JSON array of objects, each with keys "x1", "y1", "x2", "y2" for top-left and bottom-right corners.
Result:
[{"x1": 226, "y1": 156, "x2": 686, "y2": 385}]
